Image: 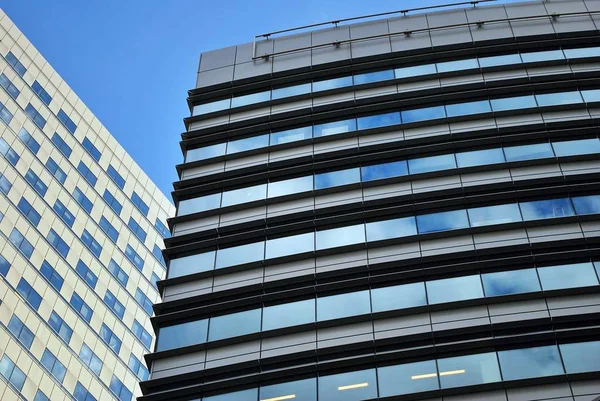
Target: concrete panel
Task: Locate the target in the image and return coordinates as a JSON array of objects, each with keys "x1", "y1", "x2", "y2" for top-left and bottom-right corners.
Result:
[
  {"x1": 195, "y1": 65, "x2": 234, "y2": 88},
  {"x1": 312, "y1": 26, "x2": 352, "y2": 65},
  {"x1": 199, "y1": 46, "x2": 236, "y2": 72}
]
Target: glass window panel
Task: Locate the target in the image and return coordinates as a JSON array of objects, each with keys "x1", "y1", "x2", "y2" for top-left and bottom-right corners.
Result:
[
  {"x1": 204, "y1": 389, "x2": 258, "y2": 401},
  {"x1": 378, "y1": 360, "x2": 439, "y2": 397},
  {"x1": 268, "y1": 175, "x2": 313, "y2": 198},
  {"x1": 365, "y1": 217, "x2": 417, "y2": 242},
  {"x1": 456, "y1": 148, "x2": 505, "y2": 168},
  {"x1": 266, "y1": 232, "x2": 314, "y2": 259},
  {"x1": 318, "y1": 369, "x2": 377, "y2": 401},
  {"x1": 222, "y1": 184, "x2": 267, "y2": 207},
  {"x1": 186, "y1": 143, "x2": 226, "y2": 162},
  {"x1": 395, "y1": 63, "x2": 437, "y2": 79},
  {"x1": 491, "y1": 95, "x2": 538, "y2": 111},
  {"x1": 357, "y1": 112, "x2": 401, "y2": 130},
  {"x1": 521, "y1": 49, "x2": 565, "y2": 63},
  {"x1": 468, "y1": 203, "x2": 522, "y2": 227},
  {"x1": 437, "y1": 352, "x2": 501, "y2": 388},
  {"x1": 504, "y1": 142, "x2": 554, "y2": 162},
  {"x1": 498, "y1": 345, "x2": 564, "y2": 380},
  {"x1": 354, "y1": 69, "x2": 395, "y2": 85},
  {"x1": 581, "y1": 89, "x2": 600, "y2": 103},
  {"x1": 553, "y1": 138, "x2": 600, "y2": 157},
  {"x1": 227, "y1": 134, "x2": 269, "y2": 154},
  {"x1": 371, "y1": 282, "x2": 427, "y2": 313},
  {"x1": 520, "y1": 198, "x2": 574, "y2": 220},
  {"x1": 560, "y1": 341, "x2": 600, "y2": 373},
  {"x1": 317, "y1": 290, "x2": 371, "y2": 321},
  {"x1": 260, "y1": 378, "x2": 316, "y2": 401},
  {"x1": 231, "y1": 90, "x2": 270, "y2": 108},
  {"x1": 538, "y1": 262, "x2": 599, "y2": 291},
  {"x1": 270, "y1": 126, "x2": 312, "y2": 145},
  {"x1": 401, "y1": 105, "x2": 446, "y2": 123},
  {"x1": 564, "y1": 47, "x2": 600, "y2": 59},
  {"x1": 169, "y1": 251, "x2": 216, "y2": 279},
  {"x1": 316, "y1": 224, "x2": 365, "y2": 250},
  {"x1": 417, "y1": 209, "x2": 469, "y2": 234},
  {"x1": 157, "y1": 319, "x2": 208, "y2": 351},
  {"x1": 313, "y1": 76, "x2": 354, "y2": 92},
  {"x1": 408, "y1": 154, "x2": 456, "y2": 174},
  {"x1": 427, "y1": 275, "x2": 484, "y2": 304},
  {"x1": 446, "y1": 100, "x2": 491, "y2": 117},
  {"x1": 216, "y1": 241, "x2": 264, "y2": 269},
  {"x1": 482, "y1": 268, "x2": 541, "y2": 297},
  {"x1": 314, "y1": 168, "x2": 360, "y2": 189},
  {"x1": 192, "y1": 98, "x2": 231, "y2": 116},
  {"x1": 478, "y1": 53, "x2": 522, "y2": 67},
  {"x1": 361, "y1": 160, "x2": 408, "y2": 181},
  {"x1": 177, "y1": 193, "x2": 221, "y2": 216},
  {"x1": 437, "y1": 58, "x2": 479, "y2": 72},
  {"x1": 272, "y1": 83, "x2": 312, "y2": 100},
  {"x1": 572, "y1": 195, "x2": 600, "y2": 215},
  {"x1": 209, "y1": 308, "x2": 262, "y2": 341},
  {"x1": 262, "y1": 299, "x2": 316, "y2": 331},
  {"x1": 314, "y1": 118, "x2": 357, "y2": 138},
  {"x1": 536, "y1": 91, "x2": 583, "y2": 107}
]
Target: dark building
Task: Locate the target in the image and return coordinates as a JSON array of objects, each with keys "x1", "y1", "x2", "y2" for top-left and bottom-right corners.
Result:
[{"x1": 141, "y1": 1, "x2": 600, "y2": 400}]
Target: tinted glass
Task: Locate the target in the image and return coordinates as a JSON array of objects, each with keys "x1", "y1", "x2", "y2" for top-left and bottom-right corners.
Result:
[
  {"x1": 168, "y1": 251, "x2": 215, "y2": 278},
  {"x1": 177, "y1": 193, "x2": 221, "y2": 216},
  {"x1": 313, "y1": 76, "x2": 353, "y2": 92},
  {"x1": 427, "y1": 275, "x2": 484, "y2": 304},
  {"x1": 504, "y1": 143, "x2": 554, "y2": 162},
  {"x1": 361, "y1": 160, "x2": 408, "y2": 181},
  {"x1": 221, "y1": 183, "x2": 267, "y2": 207},
  {"x1": 227, "y1": 134, "x2": 269, "y2": 154},
  {"x1": 272, "y1": 82, "x2": 312, "y2": 100},
  {"x1": 266, "y1": 232, "x2": 314, "y2": 259},
  {"x1": 437, "y1": 58, "x2": 479, "y2": 72},
  {"x1": 498, "y1": 345, "x2": 564, "y2": 380},
  {"x1": 262, "y1": 299, "x2": 316, "y2": 331},
  {"x1": 401, "y1": 105, "x2": 446, "y2": 123},
  {"x1": 231, "y1": 90, "x2": 270, "y2": 108},
  {"x1": 365, "y1": 217, "x2": 417, "y2": 242},
  {"x1": 456, "y1": 148, "x2": 505, "y2": 168},
  {"x1": 581, "y1": 89, "x2": 600, "y2": 103},
  {"x1": 216, "y1": 241, "x2": 264, "y2": 269},
  {"x1": 192, "y1": 98, "x2": 231, "y2": 116},
  {"x1": 552, "y1": 138, "x2": 600, "y2": 157},
  {"x1": 314, "y1": 118, "x2": 356, "y2": 137},
  {"x1": 482, "y1": 268, "x2": 540, "y2": 297},
  {"x1": 416, "y1": 209, "x2": 469, "y2": 234},
  {"x1": 318, "y1": 369, "x2": 377, "y2": 401},
  {"x1": 491, "y1": 95, "x2": 538, "y2": 111},
  {"x1": 270, "y1": 126, "x2": 313, "y2": 145},
  {"x1": 446, "y1": 100, "x2": 491, "y2": 117},
  {"x1": 371, "y1": 282, "x2": 427, "y2": 313},
  {"x1": 479, "y1": 53, "x2": 522, "y2": 67},
  {"x1": 521, "y1": 49, "x2": 564, "y2": 63},
  {"x1": 437, "y1": 352, "x2": 501, "y2": 388},
  {"x1": 354, "y1": 69, "x2": 394, "y2": 85},
  {"x1": 208, "y1": 308, "x2": 262, "y2": 341},
  {"x1": 186, "y1": 143, "x2": 227, "y2": 162},
  {"x1": 157, "y1": 319, "x2": 208, "y2": 351},
  {"x1": 317, "y1": 290, "x2": 371, "y2": 321},
  {"x1": 572, "y1": 195, "x2": 600, "y2": 215},
  {"x1": 564, "y1": 47, "x2": 600, "y2": 59},
  {"x1": 536, "y1": 91, "x2": 583, "y2": 107},
  {"x1": 316, "y1": 224, "x2": 365, "y2": 250},
  {"x1": 560, "y1": 341, "x2": 600, "y2": 373},
  {"x1": 357, "y1": 112, "x2": 401, "y2": 130},
  {"x1": 468, "y1": 203, "x2": 522, "y2": 227},
  {"x1": 260, "y1": 378, "x2": 317, "y2": 401},
  {"x1": 378, "y1": 360, "x2": 439, "y2": 397},
  {"x1": 395, "y1": 63, "x2": 437, "y2": 79},
  {"x1": 520, "y1": 198, "x2": 574, "y2": 220},
  {"x1": 409, "y1": 154, "x2": 456, "y2": 174},
  {"x1": 268, "y1": 175, "x2": 313, "y2": 198},
  {"x1": 315, "y1": 168, "x2": 360, "y2": 189},
  {"x1": 538, "y1": 262, "x2": 599, "y2": 291}
]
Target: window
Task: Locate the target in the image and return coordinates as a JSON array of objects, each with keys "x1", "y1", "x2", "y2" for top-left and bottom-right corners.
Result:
[
  {"x1": 81, "y1": 229, "x2": 102, "y2": 257},
  {"x1": 437, "y1": 58, "x2": 479, "y2": 72},
  {"x1": 76, "y1": 260, "x2": 98, "y2": 288},
  {"x1": 18, "y1": 128, "x2": 40, "y2": 154},
  {"x1": 17, "y1": 197, "x2": 41, "y2": 226},
  {"x1": 40, "y1": 260, "x2": 64, "y2": 291},
  {"x1": 128, "y1": 355, "x2": 149, "y2": 381},
  {"x1": 57, "y1": 109, "x2": 77, "y2": 134},
  {"x1": 99, "y1": 216, "x2": 119, "y2": 242},
  {"x1": 553, "y1": 138, "x2": 600, "y2": 157},
  {"x1": 395, "y1": 63, "x2": 438, "y2": 78},
  {"x1": 74, "y1": 382, "x2": 97, "y2": 401},
  {"x1": 100, "y1": 323, "x2": 122, "y2": 354},
  {"x1": 522, "y1": 49, "x2": 564, "y2": 63},
  {"x1": 408, "y1": 153, "x2": 456, "y2": 174},
  {"x1": 560, "y1": 341, "x2": 600, "y2": 374},
  {"x1": 108, "y1": 259, "x2": 129, "y2": 286},
  {"x1": 265, "y1": 232, "x2": 314, "y2": 259},
  {"x1": 157, "y1": 319, "x2": 208, "y2": 351},
  {"x1": 70, "y1": 292, "x2": 93, "y2": 323},
  {"x1": 536, "y1": 91, "x2": 583, "y2": 107},
  {"x1": 314, "y1": 118, "x2": 356, "y2": 137},
  {"x1": 104, "y1": 290, "x2": 125, "y2": 319},
  {"x1": 427, "y1": 275, "x2": 484, "y2": 304},
  {"x1": 316, "y1": 224, "x2": 365, "y2": 250},
  {"x1": 437, "y1": 352, "x2": 500, "y2": 388},
  {"x1": 318, "y1": 368, "x2": 378, "y2": 401},
  {"x1": 48, "y1": 311, "x2": 73, "y2": 343},
  {"x1": 498, "y1": 345, "x2": 563, "y2": 380},
  {"x1": 401, "y1": 105, "x2": 446, "y2": 123},
  {"x1": 154, "y1": 218, "x2": 170, "y2": 238},
  {"x1": 456, "y1": 148, "x2": 505, "y2": 168},
  {"x1": 417, "y1": 209, "x2": 469, "y2": 234},
  {"x1": 491, "y1": 94, "x2": 538, "y2": 111},
  {"x1": 107, "y1": 165, "x2": 125, "y2": 189},
  {"x1": 0, "y1": 173, "x2": 11, "y2": 195},
  {"x1": 272, "y1": 82, "x2": 311, "y2": 99},
  {"x1": 317, "y1": 290, "x2": 371, "y2": 321},
  {"x1": 231, "y1": 91, "x2": 270, "y2": 108},
  {"x1": 467, "y1": 203, "x2": 522, "y2": 227},
  {"x1": 128, "y1": 217, "x2": 147, "y2": 242},
  {"x1": 354, "y1": 69, "x2": 395, "y2": 85},
  {"x1": 0, "y1": 102, "x2": 12, "y2": 124},
  {"x1": 177, "y1": 193, "x2": 221, "y2": 216},
  {"x1": 79, "y1": 344, "x2": 102, "y2": 376},
  {"x1": 31, "y1": 80, "x2": 52, "y2": 105},
  {"x1": 25, "y1": 103, "x2": 46, "y2": 128},
  {"x1": 365, "y1": 217, "x2": 417, "y2": 242},
  {"x1": 0, "y1": 355, "x2": 26, "y2": 391},
  {"x1": 482, "y1": 268, "x2": 541, "y2": 297},
  {"x1": 357, "y1": 111, "x2": 401, "y2": 130},
  {"x1": 82, "y1": 138, "x2": 101, "y2": 161},
  {"x1": 185, "y1": 142, "x2": 227, "y2": 162},
  {"x1": 9, "y1": 228, "x2": 34, "y2": 258},
  {"x1": 34, "y1": 390, "x2": 50, "y2": 401},
  {"x1": 221, "y1": 183, "x2": 267, "y2": 207},
  {"x1": 51, "y1": 133, "x2": 72, "y2": 157},
  {"x1": 0, "y1": 255, "x2": 9, "y2": 277},
  {"x1": 25, "y1": 169, "x2": 47, "y2": 196},
  {"x1": 0, "y1": 138, "x2": 19, "y2": 165},
  {"x1": 131, "y1": 191, "x2": 149, "y2": 216},
  {"x1": 73, "y1": 187, "x2": 93, "y2": 213},
  {"x1": 5, "y1": 52, "x2": 26, "y2": 76},
  {"x1": 361, "y1": 160, "x2": 408, "y2": 181},
  {"x1": 313, "y1": 75, "x2": 353, "y2": 92},
  {"x1": 134, "y1": 288, "x2": 153, "y2": 315},
  {"x1": 268, "y1": 175, "x2": 313, "y2": 198},
  {"x1": 478, "y1": 53, "x2": 522, "y2": 68},
  {"x1": 208, "y1": 309, "x2": 261, "y2": 342},
  {"x1": 47, "y1": 229, "x2": 70, "y2": 258},
  {"x1": 0, "y1": 73, "x2": 19, "y2": 99},
  {"x1": 520, "y1": 198, "x2": 575, "y2": 220},
  {"x1": 262, "y1": 299, "x2": 315, "y2": 330},
  {"x1": 538, "y1": 262, "x2": 599, "y2": 291},
  {"x1": 446, "y1": 99, "x2": 491, "y2": 117},
  {"x1": 314, "y1": 167, "x2": 360, "y2": 189},
  {"x1": 46, "y1": 157, "x2": 67, "y2": 184},
  {"x1": 573, "y1": 194, "x2": 600, "y2": 215},
  {"x1": 151, "y1": 272, "x2": 160, "y2": 289},
  {"x1": 125, "y1": 244, "x2": 144, "y2": 271},
  {"x1": 270, "y1": 125, "x2": 312, "y2": 145},
  {"x1": 77, "y1": 161, "x2": 97, "y2": 186},
  {"x1": 53, "y1": 199, "x2": 75, "y2": 227},
  {"x1": 192, "y1": 98, "x2": 231, "y2": 116},
  {"x1": 7, "y1": 315, "x2": 34, "y2": 349},
  {"x1": 132, "y1": 319, "x2": 152, "y2": 348},
  {"x1": 371, "y1": 282, "x2": 427, "y2": 313},
  {"x1": 216, "y1": 241, "x2": 262, "y2": 269},
  {"x1": 504, "y1": 142, "x2": 554, "y2": 162},
  {"x1": 110, "y1": 375, "x2": 133, "y2": 401},
  {"x1": 168, "y1": 250, "x2": 216, "y2": 279},
  {"x1": 103, "y1": 189, "x2": 122, "y2": 214},
  {"x1": 152, "y1": 245, "x2": 166, "y2": 267},
  {"x1": 378, "y1": 360, "x2": 439, "y2": 397},
  {"x1": 16, "y1": 278, "x2": 42, "y2": 310},
  {"x1": 41, "y1": 349, "x2": 67, "y2": 383}
]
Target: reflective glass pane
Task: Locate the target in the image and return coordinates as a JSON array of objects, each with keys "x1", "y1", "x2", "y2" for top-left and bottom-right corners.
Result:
[
  {"x1": 552, "y1": 138, "x2": 600, "y2": 157},
  {"x1": 520, "y1": 198, "x2": 574, "y2": 220},
  {"x1": 468, "y1": 203, "x2": 522, "y2": 227},
  {"x1": 417, "y1": 209, "x2": 469, "y2": 234},
  {"x1": 266, "y1": 232, "x2": 314, "y2": 259},
  {"x1": 318, "y1": 369, "x2": 377, "y2": 401},
  {"x1": 316, "y1": 224, "x2": 365, "y2": 250},
  {"x1": 504, "y1": 142, "x2": 554, "y2": 162},
  {"x1": 260, "y1": 378, "x2": 317, "y2": 401},
  {"x1": 354, "y1": 69, "x2": 395, "y2": 85},
  {"x1": 427, "y1": 275, "x2": 484, "y2": 304},
  {"x1": 371, "y1": 282, "x2": 427, "y2": 313},
  {"x1": 401, "y1": 105, "x2": 446, "y2": 123},
  {"x1": 186, "y1": 143, "x2": 227, "y2": 162},
  {"x1": 178, "y1": 193, "x2": 221, "y2": 216},
  {"x1": 262, "y1": 299, "x2": 316, "y2": 331},
  {"x1": 313, "y1": 76, "x2": 353, "y2": 92},
  {"x1": 221, "y1": 184, "x2": 267, "y2": 207},
  {"x1": 560, "y1": 341, "x2": 600, "y2": 373},
  {"x1": 357, "y1": 112, "x2": 401, "y2": 130},
  {"x1": 317, "y1": 290, "x2": 371, "y2": 321},
  {"x1": 479, "y1": 53, "x2": 522, "y2": 68},
  {"x1": 446, "y1": 100, "x2": 491, "y2": 117},
  {"x1": 564, "y1": 47, "x2": 600, "y2": 59},
  {"x1": 365, "y1": 217, "x2": 417, "y2": 242},
  {"x1": 231, "y1": 91, "x2": 270, "y2": 108},
  {"x1": 437, "y1": 352, "x2": 501, "y2": 388},
  {"x1": 378, "y1": 360, "x2": 439, "y2": 397},
  {"x1": 227, "y1": 134, "x2": 269, "y2": 154},
  {"x1": 268, "y1": 176, "x2": 313, "y2": 198},
  {"x1": 168, "y1": 251, "x2": 215, "y2": 278},
  {"x1": 272, "y1": 83, "x2": 311, "y2": 100},
  {"x1": 208, "y1": 308, "x2": 262, "y2": 341},
  {"x1": 456, "y1": 148, "x2": 505, "y2": 168},
  {"x1": 482, "y1": 268, "x2": 540, "y2": 297},
  {"x1": 538, "y1": 262, "x2": 599, "y2": 291},
  {"x1": 192, "y1": 98, "x2": 231, "y2": 116},
  {"x1": 521, "y1": 49, "x2": 564, "y2": 63},
  {"x1": 581, "y1": 89, "x2": 600, "y2": 103},
  {"x1": 572, "y1": 195, "x2": 600, "y2": 215},
  {"x1": 204, "y1": 388, "x2": 258, "y2": 401},
  {"x1": 408, "y1": 154, "x2": 456, "y2": 174},
  {"x1": 314, "y1": 118, "x2": 357, "y2": 137},
  {"x1": 361, "y1": 160, "x2": 408, "y2": 181},
  {"x1": 498, "y1": 345, "x2": 564, "y2": 380},
  {"x1": 395, "y1": 64, "x2": 437, "y2": 79},
  {"x1": 157, "y1": 319, "x2": 208, "y2": 351},
  {"x1": 536, "y1": 91, "x2": 583, "y2": 107},
  {"x1": 215, "y1": 241, "x2": 265, "y2": 269},
  {"x1": 315, "y1": 168, "x2": 360, "y2": 189},
  {"x1": 490, "y1": 95, "x2": 538, "y2": 111},
  {"x1": 437, "y1": 58, "x2": 479, "y2": 72},
  {"x1": 270, "y1": 126, "x2": 312, "y2": 145}
]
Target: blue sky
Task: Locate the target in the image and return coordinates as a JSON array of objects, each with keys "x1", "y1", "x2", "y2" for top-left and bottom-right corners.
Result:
[{"x1": 1, "y1": 0, "x2": 518, "y2": 200}]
